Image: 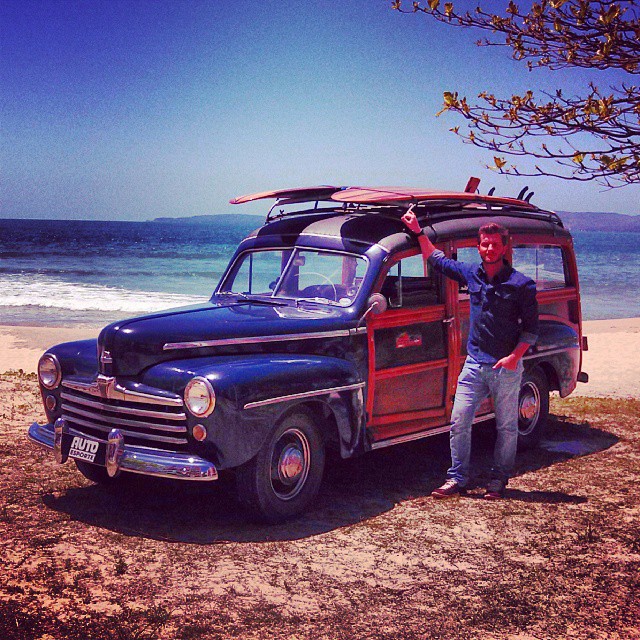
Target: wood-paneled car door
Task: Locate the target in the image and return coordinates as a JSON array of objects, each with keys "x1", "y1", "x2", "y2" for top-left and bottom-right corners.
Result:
[{"x1": 367, "y1": 252, "x2": 456, "y2": 444}]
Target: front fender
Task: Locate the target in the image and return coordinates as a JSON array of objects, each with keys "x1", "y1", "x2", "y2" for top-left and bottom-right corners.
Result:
[
  {"x1": 44, "y1": 339, "x2": 98, "y2": 379},
  {"x1": 142, "y1": 354, "x2": 364, "y2": 469}
]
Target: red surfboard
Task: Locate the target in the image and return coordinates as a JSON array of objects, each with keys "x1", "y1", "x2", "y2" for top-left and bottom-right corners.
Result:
[{"x1": 230, "y1": 186, "x2": 342, "y2": 205}]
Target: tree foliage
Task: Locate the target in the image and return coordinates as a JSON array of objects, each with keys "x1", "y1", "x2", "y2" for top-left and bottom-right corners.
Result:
[{"x1": 393, "y1": 1, "x2": 640, "y2": 187}]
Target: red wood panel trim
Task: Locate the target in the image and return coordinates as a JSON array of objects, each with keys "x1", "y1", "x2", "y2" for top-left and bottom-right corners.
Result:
[
  {"x1": 374, "y1": 358, "x2": 448, "y2": 381},
  {"x1": 370, "y1": 407, "x2": 446, "y2": 428},
  {"x1": 537, "y1": 287, "x2": 578, "y2": 303},
  {"x1": 370, "y1": 305, "x2": 446, "y2": 329}
]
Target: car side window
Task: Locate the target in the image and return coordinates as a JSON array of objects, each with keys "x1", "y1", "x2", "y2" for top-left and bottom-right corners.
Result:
[
  {"x1": 454, "y1": 247, "x2": 478, "y2": 299},
  {"x1": 380, "y1": 254, "x2": 440, "y2": 308},
  {"x1": 512, "y1": 245, "x2": 569, "y2": 289}
]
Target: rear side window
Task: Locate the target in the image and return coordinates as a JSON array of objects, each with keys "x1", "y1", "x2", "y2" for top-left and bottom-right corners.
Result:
[
  {"x1": 512, "y1": 245, "x2": 569, "y2": 289},
  {"x1": 381, "y1": 254, "x2": 440, "y2": 308},
  {"x1": 453, "y1": 247, "x2": 478, "y2": 298}
]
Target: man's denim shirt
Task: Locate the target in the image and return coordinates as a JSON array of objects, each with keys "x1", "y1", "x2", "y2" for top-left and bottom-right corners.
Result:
[{"x1": 428, "y1": 249, "x2": 539, "y2": 364}]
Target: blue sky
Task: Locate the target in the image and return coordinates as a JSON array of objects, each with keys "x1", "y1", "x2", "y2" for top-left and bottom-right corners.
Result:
[{"x1": 2, "y1": 0, "x2": 638, "y2": 220}]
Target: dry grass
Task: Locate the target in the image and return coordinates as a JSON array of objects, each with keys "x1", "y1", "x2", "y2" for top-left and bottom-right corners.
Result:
[{"x1": 1, "y1": 370, "x2": 638, "y2": 639}]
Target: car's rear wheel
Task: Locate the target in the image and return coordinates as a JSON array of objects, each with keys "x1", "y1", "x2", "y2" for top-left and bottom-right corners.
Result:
[
  {"x1": 517, "y1": 367, "x2": 550, "y2": 450},
  {"x1": 236, "y1": 410, "x2": 325, "y2": 523}
]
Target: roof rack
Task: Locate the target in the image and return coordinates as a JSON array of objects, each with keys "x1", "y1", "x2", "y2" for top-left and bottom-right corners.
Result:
[{"x1": 229, "y1": 183, "x2": 564, "y2": 227}]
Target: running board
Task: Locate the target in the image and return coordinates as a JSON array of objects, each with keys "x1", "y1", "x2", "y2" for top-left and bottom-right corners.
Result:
[{"x1": 370, "y1": 413, "x2": 495, "y2": 451}]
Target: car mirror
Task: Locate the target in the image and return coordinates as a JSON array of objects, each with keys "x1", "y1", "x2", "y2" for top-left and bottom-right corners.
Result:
[
  {"x1": 357, "y1": 293, "x2": 388, "y2": 328},
  {"x1": 367, "y1": 293, "x2": 388, "y2": 315}
]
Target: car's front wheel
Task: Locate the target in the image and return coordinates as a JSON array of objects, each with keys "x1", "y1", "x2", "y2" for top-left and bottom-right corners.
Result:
[
  {"x1": 517, "y1": 367, "x2": 550, "y2": 450},
  {"x1": 236, "y1": 410, "x2": 325, "y2": 523}
]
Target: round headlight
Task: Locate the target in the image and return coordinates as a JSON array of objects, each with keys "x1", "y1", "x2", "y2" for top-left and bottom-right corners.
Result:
[
  {"x1": 38, "y1": 354, "x2": 61, "y2": 389},
  {"x1": 184, "y1": 377, "x2": 216, "y2": 417}
]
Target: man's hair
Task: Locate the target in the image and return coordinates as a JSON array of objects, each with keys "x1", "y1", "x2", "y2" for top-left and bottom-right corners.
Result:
[{"x1": 477, "y1": 223, "x2": 509, "y2": 245}]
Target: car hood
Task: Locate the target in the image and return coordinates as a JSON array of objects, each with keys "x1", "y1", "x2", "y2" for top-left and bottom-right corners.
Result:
[{"x1": 98, "y1": 300, "x2": 359, "y2": 376}]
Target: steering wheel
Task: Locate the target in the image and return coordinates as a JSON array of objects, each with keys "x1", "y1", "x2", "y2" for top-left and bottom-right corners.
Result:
[{"x1": 299, "y1": 272, "x2": 338, "y2": 301}]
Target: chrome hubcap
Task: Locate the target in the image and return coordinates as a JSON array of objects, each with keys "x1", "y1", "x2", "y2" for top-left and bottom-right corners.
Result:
[
  {"x1": 518, "y1": 382, "x2": 541, "y2": 436},
  {"x1": 270, "y1": 428, "x2": 310, "y2": 501},
  {"x1": 278, "y1": 446, "x2": 304, "y2": 483},
  {"x1": 520, "y1": 396, "x2": 537, "y2": 420}
]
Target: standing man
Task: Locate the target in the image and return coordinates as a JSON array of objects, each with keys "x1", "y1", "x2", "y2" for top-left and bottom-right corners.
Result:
[{"x1": 402, "y1": 211, "x2": 538, "y2": 500}]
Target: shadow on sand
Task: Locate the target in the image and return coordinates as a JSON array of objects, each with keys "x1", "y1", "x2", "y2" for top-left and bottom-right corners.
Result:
[{"x1": 43, "y1": 414, "x2": 618, "y2": 543}]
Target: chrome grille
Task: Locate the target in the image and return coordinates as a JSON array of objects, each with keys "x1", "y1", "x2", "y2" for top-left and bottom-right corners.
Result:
[{"x1": 60, "y1": 387, "x2": 188, "y2": 450}]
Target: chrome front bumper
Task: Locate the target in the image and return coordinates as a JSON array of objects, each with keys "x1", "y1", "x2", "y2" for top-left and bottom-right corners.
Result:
[{"x1": 28, "y1": 420, "x2": 218, "y2": 481}]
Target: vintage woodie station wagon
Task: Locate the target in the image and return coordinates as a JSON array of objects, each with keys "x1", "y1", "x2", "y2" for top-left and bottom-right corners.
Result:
[{"x1": 28, "y1": 184, "x2": 588, "y2": 521}]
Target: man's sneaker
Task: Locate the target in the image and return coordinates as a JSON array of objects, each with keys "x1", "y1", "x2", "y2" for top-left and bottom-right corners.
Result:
[
  {"x1": 431, "y1": 479, "x2": 466, "y2": 499},
  {"x1": 484, "y1": 479, "x2": 506, "y2": 500}
]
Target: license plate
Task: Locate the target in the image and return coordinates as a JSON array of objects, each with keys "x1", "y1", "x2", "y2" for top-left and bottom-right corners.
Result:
[{"x1": 67, "y1": 435, "x2": 102, "y2": 463}]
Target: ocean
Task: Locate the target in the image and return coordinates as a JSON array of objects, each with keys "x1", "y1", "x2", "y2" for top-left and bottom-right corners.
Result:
[{"x1": 1, "y1": 217, "x2": 638, "y2": 326}]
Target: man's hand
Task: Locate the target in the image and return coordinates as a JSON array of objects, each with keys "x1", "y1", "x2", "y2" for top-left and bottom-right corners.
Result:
[
  {"x1": 402, "y1": 211, "x2": 437, "y2": 261},
  {"x1": 493, "y1": 341, "x2": 531, "y2": 371},
  {"x1": 402, "y1": 211, "x2": 421, "y2": 235},
  {"x1": 492, "y1": 354, "x2": 519, "y2": 371}
]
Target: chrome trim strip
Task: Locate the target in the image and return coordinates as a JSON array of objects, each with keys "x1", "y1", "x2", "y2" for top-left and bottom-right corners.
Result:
[
  {"x1": 106, "y1": 428, "x2": 124, "y2": 477},
  {"x1": 524, "y1": 345, "x2": 578, "y2": 360},
  {"x1": 349, "y1": 326, "x2": 368, "y2": 336},
  {"x1": 28, "y1": 422, "x2": 217, "y2": 481},
  {"x1": 29, "y1": 421, "x2": 56, "y2": 449},
  {"x1": 243, "y1": 381, "x2": 366, "y2": 410},
  {"x1": 62, "y1": 377, "x2": 183, "y2": 407},
  {"x1": 164, "y1": 329, "x2": 352, "y2": 351},
  {"x1": 370, "y1": 413, "x2": 495, "y2": 450},
  {"x1": 60, "y1": 392, "x2": 186, "y2": 421},
  {"x1": 61, "y1": 403, "x2": 187, "y2": 434},
  {"x1": 119, "y1": 446, "x2": 218, "y2": 480},
  {"x1": 59, "y1": 413, "x2": 188, "y2": 445}
]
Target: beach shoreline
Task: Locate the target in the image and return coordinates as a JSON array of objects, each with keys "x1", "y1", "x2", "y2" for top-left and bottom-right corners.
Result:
[{"x1": 1, "y1": 317, "x2": 638, "y2": 398}]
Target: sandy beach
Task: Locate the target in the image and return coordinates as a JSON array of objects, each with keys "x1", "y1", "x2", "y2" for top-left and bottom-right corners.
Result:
[
  {"x1": 1, "y1": 318, "x2": 638, "y2": 398},
  {"x1": 2, "y1": 319, "x2": 638, "y2": 639},
  {"x1": 1, "y1": 323, "x2": 639, "y2": 639}
]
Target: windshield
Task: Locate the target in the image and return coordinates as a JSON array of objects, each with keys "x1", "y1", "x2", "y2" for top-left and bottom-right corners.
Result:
[{"x1": 219, "y1": 248, "x2": 368, "y2": 306}]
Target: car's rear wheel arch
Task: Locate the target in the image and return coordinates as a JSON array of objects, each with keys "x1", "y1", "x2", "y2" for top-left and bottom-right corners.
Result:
[{"x1": 535, "y1": 360, "x2": 559, "y2": 393}]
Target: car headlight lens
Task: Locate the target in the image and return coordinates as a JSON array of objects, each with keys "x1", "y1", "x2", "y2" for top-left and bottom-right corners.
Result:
[
  {"x1": 38, "y1": 354, "x2": 61, "y2": 389},
  {"x1": 184, "y1": 377, "x2": 216, "y2": 417}
]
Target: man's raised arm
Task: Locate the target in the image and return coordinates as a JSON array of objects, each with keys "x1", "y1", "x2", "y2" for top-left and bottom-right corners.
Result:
[
  {"x1": 402, "y1": 210, "x2": 472, "y2": 287},
  {"x1": 401, "y1": 210, "x2": 437, "y2": 260}
]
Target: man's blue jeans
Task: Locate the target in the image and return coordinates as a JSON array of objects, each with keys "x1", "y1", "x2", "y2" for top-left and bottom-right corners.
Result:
[{"x1": 447, "y1": 355, "x2": 523, "y2": 487}]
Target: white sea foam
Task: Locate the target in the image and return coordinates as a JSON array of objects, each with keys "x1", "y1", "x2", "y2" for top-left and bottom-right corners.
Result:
[{"x1": 0, "y1": 274, "x2": 208, "y2": 314}]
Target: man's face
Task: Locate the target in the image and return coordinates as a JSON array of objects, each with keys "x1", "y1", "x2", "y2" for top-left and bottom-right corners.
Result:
[{"x1": 477, "y1": 233, "x2": 507, "y2": 265}]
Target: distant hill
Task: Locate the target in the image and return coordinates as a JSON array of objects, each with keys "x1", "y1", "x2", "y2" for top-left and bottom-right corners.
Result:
[
  {"x1": 152, "y1": 213, "x2": 265, "y2": 226},
  {"x1": 556, "y1": 211, "x2": 640, "y2": 233},
  {"x1": 152, "y1": 211, "x2": 639, "y2": 233}
]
